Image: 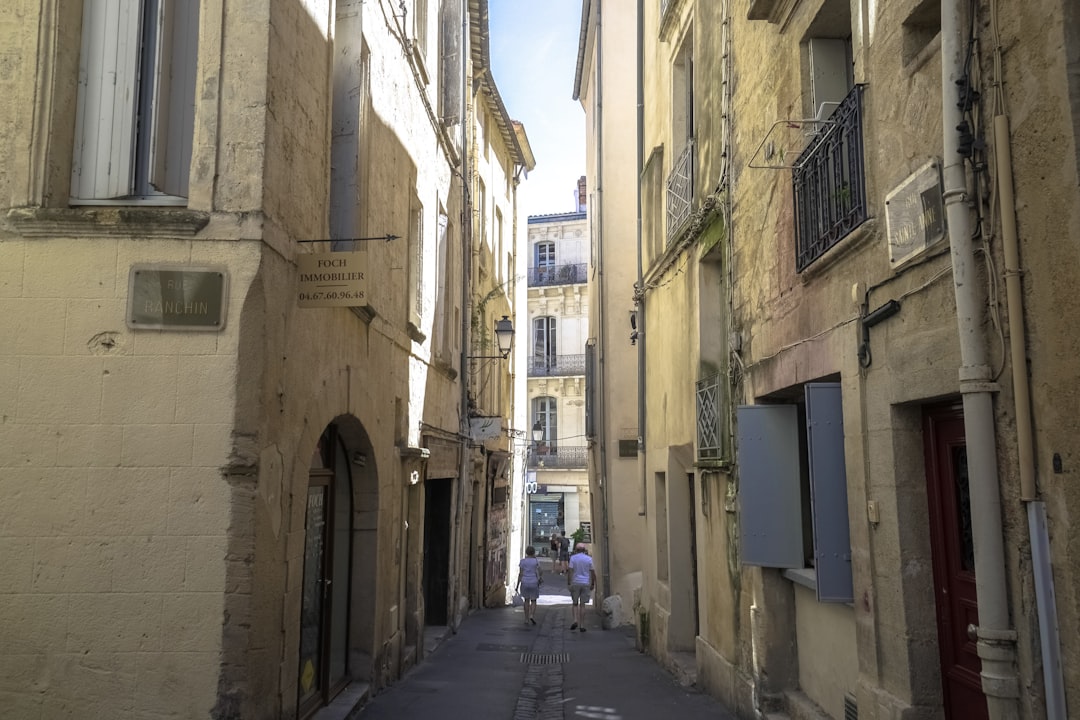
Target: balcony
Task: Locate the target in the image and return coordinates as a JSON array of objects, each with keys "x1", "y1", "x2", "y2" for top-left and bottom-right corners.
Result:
[
  {"x1": 666, "y1": 138, "x2": 695, "y2": 240},
  {"x1": 528, "y1": 263, "x2": 587, "y2": 287},
  {"x1": 792, "y1": 84, "x2": 867, "y2": 271},
  {"x1": 527, "y1": 445, "x2": 587, "y2": 469},
  {"x1": 528, "y1": 354, "x2": 585, "y2": 377}
]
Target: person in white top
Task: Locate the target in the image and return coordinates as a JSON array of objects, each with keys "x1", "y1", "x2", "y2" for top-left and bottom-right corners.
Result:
[
  {"x1": 566, "y1": 543, "x2": 596, "y2": 632},
  {"x1": 516, "y1": 545, "x2": 543, "y2": 625}
]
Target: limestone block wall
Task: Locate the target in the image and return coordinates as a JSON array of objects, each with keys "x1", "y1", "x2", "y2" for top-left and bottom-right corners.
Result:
[{"x1": 0, "y1": 236, "x2": 260, "y2": 719}]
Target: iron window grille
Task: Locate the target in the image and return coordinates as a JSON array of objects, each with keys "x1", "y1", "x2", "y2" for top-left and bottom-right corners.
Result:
[
  {"x1": 666, "y1": 138, "x2": 695, "y2": 241},
  {"x1": 696, "y1": 372, "x2": 725, "y2": 461},
  {"x1": 792, "y1": 84, "x2": 867, "y2": 272}
]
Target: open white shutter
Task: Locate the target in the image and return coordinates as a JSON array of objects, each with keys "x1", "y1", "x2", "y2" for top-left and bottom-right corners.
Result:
[
  {"x1": 150, "y1": 0, "x2": 199, "y2": 197},
  {"x1": 71, "y1": 0, "x2": 142, "y2": 200}
]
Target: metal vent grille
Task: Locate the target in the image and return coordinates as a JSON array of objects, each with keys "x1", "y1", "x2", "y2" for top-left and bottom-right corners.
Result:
[
  {"x1": 520, "y1": 653, "x2": 569, "y2": 665},
  {"x1": 844, "y1": 693, "x2": 857, "y2": 720}
]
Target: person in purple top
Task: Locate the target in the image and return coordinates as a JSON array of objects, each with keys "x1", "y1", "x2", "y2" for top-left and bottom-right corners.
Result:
[{"x1": 516, "y1": 545, "x2": 543, "y2": 625}]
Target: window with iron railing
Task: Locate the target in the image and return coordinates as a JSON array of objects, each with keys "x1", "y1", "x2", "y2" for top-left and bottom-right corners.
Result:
[
  {"x1": 696, "y1": 372, "x2": 725, "y2": 461},
  {"x1": 792, "y1": 84, "x2": 867, "y2": 271},
  {"x1": 528, "y1": 353, "x2": 585, "y2": 377},
  {"x1": 527, "y1": 262, "x2": 586, "y2": 287},
  {"x1": 666, "y1": 138, "x2": 695, "y2": 240},
  {"x1": 527, "y1": 445, "x2": 587, "y2": 469}
]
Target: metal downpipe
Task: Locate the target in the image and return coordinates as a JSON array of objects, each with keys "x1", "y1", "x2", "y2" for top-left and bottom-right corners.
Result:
[
  {"x1": 941, "y1": 1, "x2": 1018, "y2": 716},
  {"x1": 635, "y1": 0, "x2": 646, "y2": 520}
]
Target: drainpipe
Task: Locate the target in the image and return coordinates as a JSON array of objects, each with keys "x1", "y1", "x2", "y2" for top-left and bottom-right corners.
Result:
[
  {"x1": 993, "y1": 113, "x2": 1068, "y2": 718},
  {"x1": 635, "y1": 0, "x2": 646, "y2": 520},
  {"x1": 941, "y1": 3, "x2": 1018, "y2": 718},
  {"x1": 454, "y1": 0, "x2": 473, "y2": 631},
  {"x1": 592, "y1": 0, "x2": 614, "y2": 604}
]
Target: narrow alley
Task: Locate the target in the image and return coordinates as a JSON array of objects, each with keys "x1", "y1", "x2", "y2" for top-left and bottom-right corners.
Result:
[{"x1": 355, "y1": 557, "x2": 733, "y2": 720}]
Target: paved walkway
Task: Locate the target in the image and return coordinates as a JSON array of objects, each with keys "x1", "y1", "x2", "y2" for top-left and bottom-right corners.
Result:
[{"x1": 355, "y1": 562, "x2": 735, "y2": 720}]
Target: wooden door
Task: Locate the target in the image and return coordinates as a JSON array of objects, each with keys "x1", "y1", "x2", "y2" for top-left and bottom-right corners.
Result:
[{"x1": 923, "y1": 404, "x2": 988, "y2": 720}]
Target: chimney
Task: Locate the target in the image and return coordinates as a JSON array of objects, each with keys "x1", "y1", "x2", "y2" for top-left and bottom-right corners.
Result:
[{"x1": 577, "y1": 176, "x2": 587, "y2": 212}]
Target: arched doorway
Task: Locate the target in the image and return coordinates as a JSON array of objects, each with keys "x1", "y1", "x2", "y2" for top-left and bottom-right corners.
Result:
[{"x1": 297, "y1": 423, "x2": 354, "y2": 718}]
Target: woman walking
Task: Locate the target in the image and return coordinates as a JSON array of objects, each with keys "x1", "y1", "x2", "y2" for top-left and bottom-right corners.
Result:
[{"x1": 516, "y1": 545, "x2": 543, "y2": 625}]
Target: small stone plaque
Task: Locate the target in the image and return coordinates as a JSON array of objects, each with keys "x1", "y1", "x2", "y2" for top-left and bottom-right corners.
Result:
[
  {"x1": 127, "y1": 264, "x2": 228, "y2": 331},
  {"x1": 886, "y1": 159, "x2": 946, "y2": 269}
]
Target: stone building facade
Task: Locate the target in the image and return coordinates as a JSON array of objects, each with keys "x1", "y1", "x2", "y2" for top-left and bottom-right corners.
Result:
[
  {"x1": 574, "y1": 5, "x2": 646, "y2": 631},
  {"x1": 579, "y1": 0, "x2": 1080, "y2": 718},
  {"x1": 524, "y1": 205, "x2": 593, "y2": 561},
  {"x1": 0, "y1": 0, "x2": 530, "y2": 717}
]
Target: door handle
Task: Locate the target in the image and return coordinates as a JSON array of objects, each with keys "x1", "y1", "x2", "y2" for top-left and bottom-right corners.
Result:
[{"x1": 967, "y1": 623, "x2": 978, "y2": 641}]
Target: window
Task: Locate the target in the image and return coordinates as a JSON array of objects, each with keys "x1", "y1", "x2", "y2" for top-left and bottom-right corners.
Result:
[
  {"x1": 804, "y1": 37, "x2": 853, "y2": 123},
  {"x1": 533, "y1": 397, "x2": 558, "y2": 452},
  {"x1": 535, "y1": 241, "x2": 555, "y2": 283},
  {"x1": 477, "y1": 179, "x2": 487, "y2": 263},
  {"x1": 532, "y1": 317, "x2": 557, "y2": 369},
  {"x1": 413, "y1": 0, "x2": 429, "y2": 60},
  {"x1": 696, "y1": 372, "x2": 727, "y2": 461},
  {"x1": 737, "y1": 382, "x2": 853, "y2": 603},
  {"x1": 438, "y1": 0, "x2": 462, "y2": 125},
  {"x1": 407, "y1": 196, "x2": 424, "y2": 329},
  {"x1": 495, "y1": 208, "x2": 504, "y2": 281},
  {"x1": 433, "y1": 209, "x2": 452, "y2": 358},
  {"x1": 71, "y1": 0, "x2": 199, "y2": 203},
  {"x1": 585, "y1": 339, "x2": 597, "y2": 439},
  {"x1": 642, "y1": 146, "x2": 665, "y2": 262},
  {"x1": 667, "y1": 31, "x2": 694, "y2": 237},
  {"x1": 656, "y1": 472, "x2": 669, "y2": 581}
]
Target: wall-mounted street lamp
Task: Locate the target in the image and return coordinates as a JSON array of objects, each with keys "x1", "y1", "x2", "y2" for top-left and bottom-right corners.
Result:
[
  {"x1": 467, "y1": 315, "x2": 515, "y2": 360},
  {"x1": 531, "y1": 421, "x2": 544, "y2": 444}
]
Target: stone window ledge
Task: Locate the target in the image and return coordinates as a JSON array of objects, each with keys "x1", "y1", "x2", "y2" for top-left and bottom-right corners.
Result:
[{"x1": 7, "y1": 206, "x2": 210, "y2": 238}]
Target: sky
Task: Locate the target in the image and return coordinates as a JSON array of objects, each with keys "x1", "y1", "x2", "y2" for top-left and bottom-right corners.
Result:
[{"x1": 488, "y1": 1, "x2": 586, "y2": 219}]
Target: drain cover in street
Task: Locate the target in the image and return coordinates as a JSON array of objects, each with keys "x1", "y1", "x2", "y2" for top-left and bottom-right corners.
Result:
[
  {"x1": 520, "y1": 653, "x2": 569, "y2": 664},
  {"x1": 475, "y1": 643, "x2": 530, "y2": 652}
]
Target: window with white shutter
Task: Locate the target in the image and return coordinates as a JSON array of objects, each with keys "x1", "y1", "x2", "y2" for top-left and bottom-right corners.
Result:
[{"x1": 71, "y1": 0, "x2": 199, "y2": 203}]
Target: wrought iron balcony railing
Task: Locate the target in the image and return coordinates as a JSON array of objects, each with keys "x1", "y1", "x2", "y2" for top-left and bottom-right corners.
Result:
[
  {"x1": 527, "y1": 445, "x2": 587, "y2": 469},
  {"x1": 528, "y1": 263, "x2": 587, "y2": 287},
  {"x1": 792, "y1": 84, "x2": 867, "y2": 271},
  {"x1": 696, "y1": 372, "x2": 725, "y2": 461},
  {"x1": 528, "y1": 354, "x2": 585, "y2": 377},
  {"x1": 666, "y1": 138, "x2": 695, "y2": 240}
]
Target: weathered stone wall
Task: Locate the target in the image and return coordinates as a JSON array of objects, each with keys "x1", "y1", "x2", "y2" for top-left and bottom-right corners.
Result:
[{"x1": 0, "y1": 0, "x2": 480, "y2": 716}]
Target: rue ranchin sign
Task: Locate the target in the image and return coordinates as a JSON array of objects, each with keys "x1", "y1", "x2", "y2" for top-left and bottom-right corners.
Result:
[
  {"x1": 127, "y1": 265, "x2": 229, "y2": 331},
  {"x1": 297, "y1": 251, "x2": 367, "y2": 308}
]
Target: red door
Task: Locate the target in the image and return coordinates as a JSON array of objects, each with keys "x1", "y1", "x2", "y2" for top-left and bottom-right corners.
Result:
[{"x1": 923, "y1": 404, "x2": 988, "y2": 720}]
